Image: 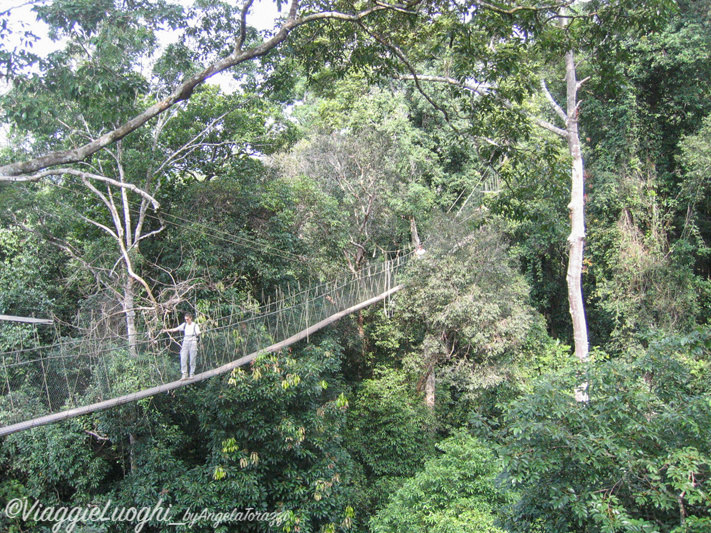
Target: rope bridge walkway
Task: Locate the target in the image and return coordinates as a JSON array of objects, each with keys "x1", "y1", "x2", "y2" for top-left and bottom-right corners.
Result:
[{"x1": 0, "y1": 253, "x2": 411, "y2": 437}]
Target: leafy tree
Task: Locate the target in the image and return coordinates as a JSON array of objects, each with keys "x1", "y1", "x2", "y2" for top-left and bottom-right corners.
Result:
[
  {"x1": 3, "y1": 76, "x2": 298, "y2": 355},
  {"x1": 349, "y1": 0, "x2": 679, "y2": 362},
  {"x1": 102, "y1": 338, "x2": 364, "y2": 533},
  {"x1": 627, "y1": 0, "x2": 711, "y2": 184},
  {"x1": 580, "y1": 0, "x2": 711, "y2": 351},
  {"x1": 500, "y1": 336, "x2": 711, "y2": 532},
  {"x1": 0, "y1": 338, "x2": 367, "y2": 532},
  {"x1": 485, "y1": 133, "x2": 573, "y2": 342},
  {"x1": 140, "y1": 86, "x2": 306, "y2": 318},
  {"x1": 1, "y1": 0, "x2": 182, "y2": 353},
  {"x1": 346, "y1": 367, "x2": 437, "y2": 512},
  {"x1": 679, "y1": 113, "x2": 711, "y2": 259},
  {"x1": 371, "y1": 430, "x2": 510, "y2": 533},
  {"x1": 395, "y1": 219, "x2": 536, "y2": 410},
  {"x1": 272, "y1": 81, "x2": 439, "y2": 273},
  {"x1": 0, "y1": 0, "x2": 422, "y2": 181},
  {"x1": 159, "y1": 169, "x2": 310, "y2": 310},
  {"x1": 0, "y1": 227, "x2": 67, "y2": 350}
]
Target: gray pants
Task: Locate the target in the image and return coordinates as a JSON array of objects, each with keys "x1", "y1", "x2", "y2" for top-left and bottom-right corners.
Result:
[{"x1": 180, "y1": 339, "x2": 198, "y2": 376}]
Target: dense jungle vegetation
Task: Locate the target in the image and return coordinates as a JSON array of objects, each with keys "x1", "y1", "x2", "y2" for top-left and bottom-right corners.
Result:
[{"x1": 1, "y1": 0, "x2": 710, "y2": 531}]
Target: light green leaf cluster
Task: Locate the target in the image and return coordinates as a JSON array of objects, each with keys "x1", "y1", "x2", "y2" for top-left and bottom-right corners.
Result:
[{"x1": 371, "y1": 430, "x2": 509, "y2": 533}]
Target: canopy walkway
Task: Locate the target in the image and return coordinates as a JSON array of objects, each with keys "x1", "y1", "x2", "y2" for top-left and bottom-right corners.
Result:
[{"x1": 0, "y1": 253, "x2": 411, "y2": 437}]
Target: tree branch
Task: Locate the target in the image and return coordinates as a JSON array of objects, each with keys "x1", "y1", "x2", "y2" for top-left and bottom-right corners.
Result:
[
  {"x1": 400, "y1": 74, "x2": 568, "y2": 138},
  {"x1": 6, "y1": 168, "x2": 161, "y2": 208},
  {"x1": 153, "y1": 110, "x2": 234, "y2": 177},
  {"x1": 0, "y1": 0, "x2": 48, "y2": 17},
  {"x1": 0, "y1": 1, "x2": 398, "y2": 180},
  {"x1": 11, "y1": 216, "x2": 113, "y2": 291},
  {"x1": 373, "y1": 1, "x2": 419, "y2": 14},
  {"x1": 399, "y1": 74, "x2": 493, "y2": 95},
  {"x1": 363, "y1": 29, "x2": 466, "y2": 137},
  {"x1": 531, "y1": 116, "x2": 568, "y2": 138},
  {"x1": 237, "y1": 0, "x2": 255, "y2": 51},
  {"x1": 472, "y1": 0, "x2": 573, "y2": 16},
  {"x1": 541, "y1": 78, "x2": 567, "y2": 122},
  {"x1": 133, "y1": 226, "x2": 165, "y2": 248}
]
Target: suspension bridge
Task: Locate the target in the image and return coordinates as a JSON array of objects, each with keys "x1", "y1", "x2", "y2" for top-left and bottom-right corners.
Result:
[{"x1": 0, "y1": 253, "x2": 411, "y2": 437}]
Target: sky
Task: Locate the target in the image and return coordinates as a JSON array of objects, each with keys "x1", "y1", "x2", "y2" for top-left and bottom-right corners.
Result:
[
  {"x1": 2, "y1": 0, "x2": 282, "y2": 92},
  {"x1": 4, "y1": 0, "x2": 282, "y2": 55},
  {"x1": 246, "y1": 0, "x2": 283, "y2": 31}
]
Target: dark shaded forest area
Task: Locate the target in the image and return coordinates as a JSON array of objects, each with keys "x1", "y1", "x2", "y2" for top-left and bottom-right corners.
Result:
[{"x1": 0, "y1": 0, "x2": 710, "y2": 531}]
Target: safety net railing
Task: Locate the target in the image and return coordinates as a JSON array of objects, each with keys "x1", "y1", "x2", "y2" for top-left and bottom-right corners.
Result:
[{"x1": 0, "y1": 253, "x2": 411, "y2": 432}]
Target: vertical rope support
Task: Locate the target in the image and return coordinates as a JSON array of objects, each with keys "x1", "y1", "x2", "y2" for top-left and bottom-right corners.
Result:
[
  {"x1": 305, "y1": 294, "x2": 310, "y2": 344},
  {"x1": 70, "y1": 341, "x2": 84, "y2": 407},
  {"x1": 385, "y1": 258, "x2": 391, "y2": 317},
  {"x1": 60, "y1": 348, "x2": 73, "y2": 407},
  {"x1": 151, "y1": 335, "x2": 165, "y2": 385},
  {"x1": 40, "y1": 356, "x2": 52, "y2": 411},
  {"x1": 2, "y1": 355, "x2": 14, "y2": 411},
  {"x1": 100, "y1": 341, "x2": 113, "y2": 400}
]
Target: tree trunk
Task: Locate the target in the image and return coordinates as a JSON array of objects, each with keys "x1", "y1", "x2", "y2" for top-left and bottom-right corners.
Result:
[
  {"x1": 564, "y1": 50, "x2": 589, "y2": 362},
  {"x1": 410, "y1": 216, "x2": 422, "y2": 249},
  {"x1": 424, "y1": 366, "x2": 435, "y2": 410},
  {"x1": 128, "y1": 432, "x2": 138, "y2": 473},
  {"x1": 419, "y1": 337, "x2": 437, "y2": 410},
  {"x1": 123, "y1": 277, "x2": 138, "y2": 357},
  {"x1": 357, "y1": 310, "x2": 366, "y2": 353}
]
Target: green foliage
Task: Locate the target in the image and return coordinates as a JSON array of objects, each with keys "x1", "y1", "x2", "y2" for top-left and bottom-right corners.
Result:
[
  {"x1": 98, "y1": 339, "x2": 362, "y2": 533},
  {"x1": 3, "y1": 4, "x2": 711, "y2": 533},
  {"x1": 3, "y1": 0, "x2": 183, "y2": 141},
  {"x1": 398, "y1": 220, "x2": 536, "y2": 364},
  {"x1": 346, "y1": 367, "x2": 437, "y2": 511},
  {"x1": 465, "y1": 324, "x2": 576, "y2": 439},
  {"x1": 581, "y1": 35, "x2": 709, "y2": 351},
  {"x1": 0, "y1": 418, "x2": 112, "y2": 504},
  {"x1": 627, "y1": 0, "x2": 711, "y2": 177},
  {"x1": 347, "y1": 367, "x2": 435, "y2": 477},
  {"x1": 0, "y1": 221, "x2": 77, "y2": 349},
  {"x1": 273, "y1": 82, "x2": 444, "y2": 271},
  {"x1": 0, "y1": 7, "x2": 40, "y2": 82},
  {"x1": 586, "y1": 168, "x2": 701, "y2": 352},
  {"x1": 679, "y1": 113, "x2": 711, "y2": 275},
  {"x1": 0, "y1": 230, "x2": 54, "y2": 349},
  {"x1": 192, "y1": 339, "x2": 361, "y2": 532},
  {"x1": 501, "y1": 339, "x2": 711, "y2": 532},
  {"x1": 486, "y1": 134, "x2": 572, "y2": 341},
  {"x1": 371, "y1": 430, "x2": 510, "y2": 533},
  {"x1": 575, "y1": 0, "x2": 711, "y2": 351},
  {"x1": 159, "y1": 167, "x2": 310, "y2": 305}
]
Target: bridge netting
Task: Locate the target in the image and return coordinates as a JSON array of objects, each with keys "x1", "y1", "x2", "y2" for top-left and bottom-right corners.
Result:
[{"x1": 0, "y1": 253, "x2": 410, "y2": 434}]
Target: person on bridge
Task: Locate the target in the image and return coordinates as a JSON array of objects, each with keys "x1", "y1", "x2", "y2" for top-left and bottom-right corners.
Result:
[{"x1": 163, "y1": 313, "x2": 201, "y2": 381}]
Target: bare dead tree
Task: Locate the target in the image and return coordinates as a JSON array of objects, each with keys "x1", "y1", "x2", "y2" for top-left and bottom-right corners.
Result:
[{"x1": 394, "y1": 2, "x2": 590, "y2": 361}]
